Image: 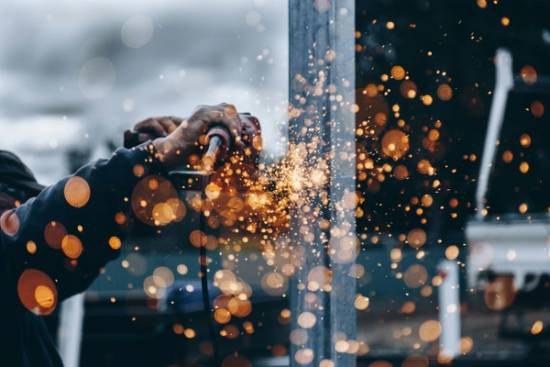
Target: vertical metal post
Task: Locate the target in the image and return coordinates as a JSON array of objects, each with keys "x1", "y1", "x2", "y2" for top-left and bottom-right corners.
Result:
[
  {"x1": 438, "y1": 260, "x2": 461, "y2": 360},
  {"x1": 58, "y1": 293, "x2": 85, "y2": 367},
  {"x1": 289, "y1": 1, "x2": 356, "y2": 366},
  {"x1": 475, "y1": 49, "x2": 513, "y2": 218}
]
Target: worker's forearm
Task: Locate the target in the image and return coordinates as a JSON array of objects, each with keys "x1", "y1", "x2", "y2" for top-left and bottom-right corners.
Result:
[{"x1": 1, "y1": 142, "x2": 162, "y2": 304}]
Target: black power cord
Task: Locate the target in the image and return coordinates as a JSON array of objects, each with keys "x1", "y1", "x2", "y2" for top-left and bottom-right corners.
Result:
[
  {"x1": 169, "y1": 170, "x2": 221, "y2": 366},
  {"x1": 199, "y1": 240, "x2": 221, "y2": 366}
]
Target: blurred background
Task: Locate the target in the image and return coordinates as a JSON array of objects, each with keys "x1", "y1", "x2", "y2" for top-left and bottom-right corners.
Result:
[
  {"x1": 353, "y1": 1, "x2": 550, "y2": 366},
  {"x1": 0, "y1": 0, "x2": 288, "y2": 184}
]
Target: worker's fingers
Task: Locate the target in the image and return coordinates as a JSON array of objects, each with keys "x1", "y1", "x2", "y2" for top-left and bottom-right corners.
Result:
[
  {"x1": 134, "y1": 118, "x2": 167, "y2": 137},
  {"x1": 220, "y1": 103, "x2": 238, "y2": 119},
  {"x1": 192, "y1": 104, "x2": 243, "y2": 141},
  {"x1": 168, "y1": 116, "x2": 184, "y2": 126},
  {"x1": 240, "y1": 114, "x2": 261, "y2": 138},
  {"x1": 239, "y1": 113, "x2": 260, "y2": 130},
  {"x1": 158, "y1": 118, "x2": 179, "y2": 134},
  {"x1": 152, "y1": 106, "x2": 260, "y2": 169},
  {"x1": 240, "y1": 114, "x2": 262, "y2": 152},
  {"x1": 137, "y1": 132, "x2": 156, "y2": 142}
]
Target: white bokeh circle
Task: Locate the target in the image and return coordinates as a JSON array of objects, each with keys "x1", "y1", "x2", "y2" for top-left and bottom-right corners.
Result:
[
  {"x1": 245, "y1": 11, "x2": 262, "y2": 27},
  {"x1": 121, "y1": 15, "x2": 154, "y2": 48},
  {"x1": 78, "y1": 57, "x2": 116, "y2": 99}
]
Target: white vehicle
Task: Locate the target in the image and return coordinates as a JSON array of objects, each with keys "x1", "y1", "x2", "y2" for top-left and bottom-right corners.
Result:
[
  {"x1": 467, "y1": 48, "x2": 550, "y2": 297},
  {"x1": 438, "y1": 49, "x2": 550, "y2": 360}
]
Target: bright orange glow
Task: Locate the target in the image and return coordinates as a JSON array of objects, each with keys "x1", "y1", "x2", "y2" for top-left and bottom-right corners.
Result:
[
  {"x1": 34, "y1": 285, "x2": 55, "y2": 309},
  {"x1": 64, "y1": 176, "x2": 91, "y2": 208},
  {"x1": 108, "y1": 236, "x2": 122, "y2": 250},
  {"x1": 61, "y1": 234, "x2": 84, "y2": 259},
  {"x1": 44, "y1": 221, "x2": 67, "y2": 249},
  {"x1": 381, "y1": 129, "x2": 409, "y2": 161},
  {"x1": 214, "y1": 308, "x2": 232, "y2": 324},
  {"x1": 0, "y1": 209, "x2": 19, "y2": 236},
  {"x1": 26, "y1": 240, "x2": 37, "y2": 254},
  {"x1": 17, "y1": 269, "x2": 57, "y2": 315},
  {"x1": 391, "y1": 65, "x2": 406, "y2": 80}
]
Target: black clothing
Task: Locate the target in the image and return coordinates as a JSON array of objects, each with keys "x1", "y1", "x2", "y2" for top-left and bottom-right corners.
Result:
[
  {"x1": 0, "y1": 143, "x2": 160, "y2": 366},
  {"x1": 0, "y1": 150, "x2": 45, "y2": 197}
]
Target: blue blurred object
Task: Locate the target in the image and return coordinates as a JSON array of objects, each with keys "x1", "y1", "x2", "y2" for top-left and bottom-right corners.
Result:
[{"x1": 164, "y1": 280, "x2": 220, "y2": 314}]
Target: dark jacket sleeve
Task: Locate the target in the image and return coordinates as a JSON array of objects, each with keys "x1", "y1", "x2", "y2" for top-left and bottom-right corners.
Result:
[{"x1": 0, "y1": 143, "x2": 162, "y2": 304}]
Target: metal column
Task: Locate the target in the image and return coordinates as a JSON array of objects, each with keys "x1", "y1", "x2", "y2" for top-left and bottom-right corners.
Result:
[
  {"x1": 438, "y1": 260, "x2": 461, "y2": 360},
  {"x1": 58, "y1": 293, "x2": 85, "y2": 367},
  {"x1": 474, "y1": 49, "x2": 514, "y2": 218},
  {"x1": 289, "y1": 1, "x2": 356, "y2": 366}
]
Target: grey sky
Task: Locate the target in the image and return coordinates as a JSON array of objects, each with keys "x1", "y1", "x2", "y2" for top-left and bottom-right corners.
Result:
[{"x1": 0, "y1": 0, "x2": 288, "y2": 184}]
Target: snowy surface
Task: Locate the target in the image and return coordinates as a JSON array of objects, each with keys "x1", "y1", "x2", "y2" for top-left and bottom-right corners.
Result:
[{"x1": 0, "y1": 0, "x2": 288, "y2": 184}]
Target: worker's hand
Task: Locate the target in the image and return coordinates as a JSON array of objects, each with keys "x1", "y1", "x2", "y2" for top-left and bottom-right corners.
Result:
[
  {"x1": 152, "y1": 103, "x2": 246, "y2": 169},
  {"x1": 124, "y1": 116, "x2": 183, "y2": 148},
  {"x1": 238, "y1": 113, "x2": 263, "y2": 165}
]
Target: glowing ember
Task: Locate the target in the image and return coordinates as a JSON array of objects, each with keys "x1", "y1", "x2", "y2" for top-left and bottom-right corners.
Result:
[
  {"x1": 381, "y1": 129, "x2": 409, "y2": 161},
  {"x1": 64, "y1": 176, "x2": 91, "y2": 208}
]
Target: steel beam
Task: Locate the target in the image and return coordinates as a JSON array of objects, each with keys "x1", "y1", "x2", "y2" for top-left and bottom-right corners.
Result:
[{"x1": 289, "y1": 1, "x2": 356, "y2": 366}]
